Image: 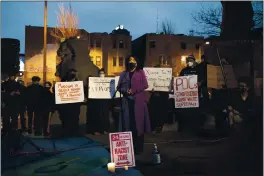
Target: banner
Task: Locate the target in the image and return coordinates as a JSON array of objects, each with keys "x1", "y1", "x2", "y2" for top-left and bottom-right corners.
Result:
[
  {"x1": 109, "y1": 132, "x2": 135, "y2": 168},
  {"x1": 207, "y1": 64, "x2": 237, "y2": 89},
  {"x1": 55, "y1": 81, "x2": 84, "y2": 104},
  {"x1": 173, "y1": 75, "x2": 199, "y2": 108},
  {"x1": 143, "y1": 67, "x2": 172, "y2": 92}
]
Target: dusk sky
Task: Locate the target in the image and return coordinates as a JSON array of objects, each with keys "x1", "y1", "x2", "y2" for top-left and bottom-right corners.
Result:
[{"x1": 2, "y1": 1, "x2": 221, "y2": 53}]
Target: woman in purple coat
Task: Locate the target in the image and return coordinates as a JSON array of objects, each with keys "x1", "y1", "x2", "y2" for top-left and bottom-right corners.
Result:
[{"x1": 117, "y1": 56, "x2": 151, "y2": 154}]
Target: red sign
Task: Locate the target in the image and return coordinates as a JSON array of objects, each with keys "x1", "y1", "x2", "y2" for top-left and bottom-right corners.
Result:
[{"x1": 109, "y1": 132, "x2": 135, "y2": 168}]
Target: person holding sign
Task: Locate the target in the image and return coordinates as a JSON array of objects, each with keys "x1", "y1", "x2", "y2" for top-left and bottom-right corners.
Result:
[
  {"x1": 86, "y1": 68, "x2": 110, "y2": 135},
  {"x1": 57, "y1": 69, "x2": 81, "y2": 137},
  {"x1": 117, "y1": 56, "x2": 151, "y2": 154},
  {"x1": 178, "y1": 55, "x2": 206, "y2": 133}
]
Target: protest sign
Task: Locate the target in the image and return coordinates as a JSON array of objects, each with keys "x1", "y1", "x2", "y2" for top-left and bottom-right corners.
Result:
[
  {"x1": 173, "y1": 75, "x2": 199, "y2": 108},
  {"x1": 55, "y1": 81, "x2": 84, "y2": 104},
  {"x1": 207, "y1": 64, "x2": 237, "y2": 89},
  {"x1": 88, "y1": 77, "x2": 115, "y2": 99},
  {"x1": 144, "y1": 67, "x2": 172, "y2": 92},
  {"x1": 109, "y1": 132, "x2": 135, "y2": 168}
]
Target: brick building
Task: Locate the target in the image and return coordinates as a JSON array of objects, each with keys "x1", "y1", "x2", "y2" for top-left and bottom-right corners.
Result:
[{"x1": 132, "y1": 33, "x2": 204, "y2": 76}]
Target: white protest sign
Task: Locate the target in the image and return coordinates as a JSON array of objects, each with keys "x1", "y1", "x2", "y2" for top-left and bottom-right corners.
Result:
[
  {"x1": 88, "y1": 77, "x2": 115, "y2": 99},
  {"x1": 55, "y1": 81, "x2": 84, "y2": 104},
  {"x1": 173, "y1": 75, "x2": 199, "y2": 108},
  {"x1": 109, "y1": 132, "x2": 135, "y2": 168},
  {"x1": 144, "y1": 67, "x2": 172, "y2": 92}
]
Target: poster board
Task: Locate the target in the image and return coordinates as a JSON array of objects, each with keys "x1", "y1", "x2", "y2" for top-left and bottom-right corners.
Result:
[
  {"x1": 173, "y1": 75, "x2": 199, "y2": 108},
  {"x1": 109, "y1": 132, "x2": 135, "y2": 168},
  {"x1": 143, "y1": 67, "x2": 172, "y2": 92},
  {"x1": 207, "y1": 64, "x2": 237, "y2": 89},
  {"x1": 55, "y1": 81, "x2": 84, "y2": 104}
]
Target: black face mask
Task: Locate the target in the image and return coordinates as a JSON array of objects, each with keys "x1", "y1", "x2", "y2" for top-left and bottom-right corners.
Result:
[
  {"x1": 69, "y1": 73, "x2": 76, "y2": 80},
  {"x1": 128, "y1": 63, "x2": 136, "y2": 70}
]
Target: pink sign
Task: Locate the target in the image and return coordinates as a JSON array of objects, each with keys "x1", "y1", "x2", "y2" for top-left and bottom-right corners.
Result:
[
  {"x1": 173, "y1": 75, "x2": 199, "y2": 108},
  {"x1": 109, "y1": 132, "x2": 135, "y2": 168}
]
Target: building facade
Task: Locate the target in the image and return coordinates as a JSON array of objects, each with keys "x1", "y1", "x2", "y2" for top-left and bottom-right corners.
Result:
[{"x1": 132, "y1": 33, "x2": 204, "y2": 76}]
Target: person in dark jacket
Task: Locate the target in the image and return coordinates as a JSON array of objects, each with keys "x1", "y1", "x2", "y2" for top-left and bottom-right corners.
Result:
[
  {"x1": 1, "y1": 73, "x2": 21, "y2": 134},
  {"x1": 86, "y1": 68, "x2": 110, "y2": 135},
  {"x1": 149, "y1": 89, "x2": 168, "y2": 133},
  {"x1": 26, "y1": 76, "x2": 44, "y2": 135},
  {"x1": 58, "y1": 69, "x2": 81, "y2": 137},
  {"x1": 197, "y1": 55, "x2": 209, "y2": 106},
  {"x1": 42, "y1": 81, "x2": 55, "y2": 136},
  {"x1": 178, "y1": 55, "x2": 206, "y2": 133},
  {"x1": 17, "y1": 80, "x2": 27, "y2": 132}
]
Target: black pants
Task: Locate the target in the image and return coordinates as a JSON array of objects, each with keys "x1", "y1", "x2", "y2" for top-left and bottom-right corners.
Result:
[
  {"x1": 27, "y1": 108, "x2": 42, "y2": 135},
  {"x1": 128, "y1": 99, "x2": 144, "y2": 153},
  {"x1": 59, "y1": 105, "x2": 80, "y2": 137},
  {"x1": 42, "y1": 111, "x2": 50, "y2": 135},
  {"x1": 19, "y1": 106, "x2": 26, "y2": 130},
  {"x1": 167, "y1": 99, "x2": 175, "y2": 124},
  {"x1": 86, "y1": 100, "x2": 110, "y2": 133},
  {"x1": 2, "y1": 107, "x2": 19, "y2": 134},
  {"x1": 149, "y1": 96, "x2": 166, "y2": 130}
]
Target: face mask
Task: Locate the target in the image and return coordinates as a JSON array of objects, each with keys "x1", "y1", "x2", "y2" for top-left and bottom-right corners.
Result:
[
  {"x1": 128, "y1": 63, "x2": 137, "y2": 70},
  {"x1": 99, "y1": 74, "x2": 105, "y2": 77},
  {"x1": 69, "y1": 73, "x2": 76, "y2": 79},
  {"x1": 187, "y1": 62, "x2": 194, "y2": 67}
]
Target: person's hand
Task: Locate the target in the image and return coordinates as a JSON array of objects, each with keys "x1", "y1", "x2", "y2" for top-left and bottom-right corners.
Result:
[
  {"x1": 127, "y1": 89, "x2": 132, "y2": 95},
  {"x1": 10, "y1": 91, "x2": 16, "y2": 96}
]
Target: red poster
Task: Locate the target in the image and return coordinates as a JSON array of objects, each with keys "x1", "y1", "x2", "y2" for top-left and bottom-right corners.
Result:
[{"x1": 109, "y1": 132, "x2": 135, "y2": 168}]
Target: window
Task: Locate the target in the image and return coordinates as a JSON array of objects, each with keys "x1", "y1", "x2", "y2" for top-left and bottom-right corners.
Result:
[
  {"x1": 149, "y1": 41, "x2": 156, "y2": 48},
  {"x1": 90, "y1": 39, "x2": 94, "y2": 48},
  {"x1": 95, "y1": 39, "x2": 101, "y2": 48},
  {"x1": 113, "y1": 40, "x2": 117, "y2": 48},
  {"x1": 195, "y1": 44, "x2": 200, "y2": 50},
  {"x1": 96, "y1": 56, "x2": 101, "y2": 66},
  {"x1": 119, "y1": 40, "x2": 124, "y2": 48},
  {"x1": 113, "y1": 57, "x2": 117, "y2": 67},
  {"x1": 180, "y1": 42, "x2": 186, "y2": 49},
  {"x1": 90, "y1": 56, "x2": 94, "y2": 62},
  {"x1": 119, "y1": 57, "x2": 124, "y2": 67}
]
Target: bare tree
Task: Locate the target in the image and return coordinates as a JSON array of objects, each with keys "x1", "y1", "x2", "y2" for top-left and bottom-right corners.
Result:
[
  {"x1": 191, "y1": 2, "x2": 263, "y2": 36},
  {"x1": 50, "y1": 3, "x2": 80, "y2": 41},
  {"x1": 160, "y1": 19, "x2": 176, "y2": 35}
]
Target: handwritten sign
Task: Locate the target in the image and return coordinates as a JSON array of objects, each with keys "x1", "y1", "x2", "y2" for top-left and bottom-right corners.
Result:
[
  {"x1": 173, "y1": 75, "x2": 199, "y2": 108},
  {"x1": 144, "y1": 67, "x2": 172, "y2": 92},
  {"x1": 109, "y1": 132, "x2": 135, "y2": 168},
  {"x1": 88, "y1": 77, "x2": 115, "y2": 99},
  {"x1": 55, "y1": 81, "x2": 84, "y2": 104}
]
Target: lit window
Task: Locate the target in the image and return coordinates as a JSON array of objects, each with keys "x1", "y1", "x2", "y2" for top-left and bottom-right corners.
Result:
[
  {"x1": 119, "y1": 57, "x2": 124, "y2": 67},
  {"x1": 96, "y1": 56, "x2": 101, "y2": 66},
  {"x1": 159, "y1": 55, "x2": 164, "y2": 65},
  {"x1": 90, "y1": 56, "x2": 94, "y2": 62},
  {"x1": 181, "y1": 56, "x2": 186, "y2": 62},
  {"x1": 113, "y1": 57, "x2": 117, "y2": 67}
]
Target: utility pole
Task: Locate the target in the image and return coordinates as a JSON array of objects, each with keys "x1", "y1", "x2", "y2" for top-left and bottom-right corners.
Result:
[
  {"x1": 156, "y1": 8, "x2": 159, "y2": 34},
  {"x1": 43, "y1": 1, "x2": 47, "y2": 83}
]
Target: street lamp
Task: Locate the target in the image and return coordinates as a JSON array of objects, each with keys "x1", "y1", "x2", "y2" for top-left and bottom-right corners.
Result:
[
  {"x1": 205, "y1": 41, "x2": 210, "y2": 45},
  {"x1": 43, "y1": 1, "x2": 47, "y2": 83}
]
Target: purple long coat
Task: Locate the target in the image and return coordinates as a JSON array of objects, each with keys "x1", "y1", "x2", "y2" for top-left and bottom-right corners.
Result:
[{"x1": 117, "y1": 69, "x2": 151, "y2": 136}]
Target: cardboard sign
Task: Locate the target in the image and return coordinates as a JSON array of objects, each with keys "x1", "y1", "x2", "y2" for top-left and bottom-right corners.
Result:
[
  {"x1": 109, "y1": 132, "x2": 135, "y2": 168},
  {"x1": 144, "y1": 67, "x2": 172, "y2": 92},
  {"x1": 55, "y1": 81, "x2": 84, "y2": 104},
  {"x1": 207, "y1": 64, "x2": 237, "y2": 89},
  {"x1": 173, "y1": 75, "x2": 199, "y2": 108}
]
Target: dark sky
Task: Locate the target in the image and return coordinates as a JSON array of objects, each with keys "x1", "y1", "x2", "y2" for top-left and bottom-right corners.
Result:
[{"x1": 1, "y1": 1, "x2": 220, "y2": 53}]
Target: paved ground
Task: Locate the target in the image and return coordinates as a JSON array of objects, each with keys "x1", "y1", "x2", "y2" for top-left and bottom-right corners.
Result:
[{"x1": 16, "y1": 105, "x2": 263, "y2": 176}]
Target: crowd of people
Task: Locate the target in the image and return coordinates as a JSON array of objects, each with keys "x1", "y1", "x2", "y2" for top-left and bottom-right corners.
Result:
[{"x1": 1, "y1": 54, "x2": 257, "y2": 154}]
